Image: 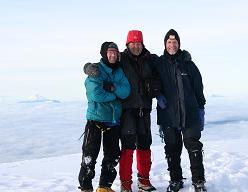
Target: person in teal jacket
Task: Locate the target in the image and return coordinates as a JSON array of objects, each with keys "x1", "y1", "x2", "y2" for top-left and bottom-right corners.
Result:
[{"x1": 78, "y1": 42, "x2": 130, "y2": 192}]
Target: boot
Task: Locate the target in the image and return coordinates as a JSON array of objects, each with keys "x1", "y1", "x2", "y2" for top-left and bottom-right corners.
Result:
[
  {"x1": 137, "y1": 176, "x2": 156, "y2": 191},
  {"x1": 96, "y1": 186, "x2": 115, "y2": 192},
  {"x1": 119, "y1": 149, "x2": 134, "y2": 191},
  {"x1": 120, "y1": 180, "x2": 132, "y2": 192},
  {"x1": 136, "y1": 149, "x2": 156, "y2": 191},
  {"x1": 192, "y1": 180, "x2": 207, "y2": 192},
  {"x1": 166, "y1": 180, "x2": 183, "y2": 192},
  {"x1": 78, "y1": 186, "x2": 93, "y2": 192}
]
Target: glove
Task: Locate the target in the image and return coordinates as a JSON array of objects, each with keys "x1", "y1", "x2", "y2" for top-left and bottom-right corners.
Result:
[
  {"x1": 156, "y1": 94, "x2": 167, "y2": 109},
  {"x1": 84, "y1": 62, "x2": 99, "y2": 77},
  {"x1": 103, "y1": 81, "x2": 115, "y2": 92},
  {"x1": 198, "y1": 108, "x2": 205, "y2": 131}
]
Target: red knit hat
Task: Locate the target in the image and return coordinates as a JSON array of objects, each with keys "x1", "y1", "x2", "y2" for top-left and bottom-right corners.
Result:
[{"x1": 126, "y1": 30, "x2": 143, "y2": 45}]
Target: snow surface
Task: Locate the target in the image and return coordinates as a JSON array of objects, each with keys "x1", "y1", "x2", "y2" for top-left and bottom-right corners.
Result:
[{"x1": 0, "y1": 95, "x2": 248, "y2": 192}]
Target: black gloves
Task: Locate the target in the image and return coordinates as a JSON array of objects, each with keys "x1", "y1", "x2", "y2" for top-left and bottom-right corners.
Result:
[{"x1": 103, "y1": 81, "x2": 115, "y2": 92}]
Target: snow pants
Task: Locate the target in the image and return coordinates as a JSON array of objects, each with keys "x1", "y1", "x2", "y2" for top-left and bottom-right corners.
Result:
[
  {"x1": 78, "y1": 120, "x2": 120, "y2": 190},
  {"x1": 160, "y1": 125, "x2": 205, "y2": 183},
  {"x1": 119, "y1": 108, "x2": 152, "y2": 187}
]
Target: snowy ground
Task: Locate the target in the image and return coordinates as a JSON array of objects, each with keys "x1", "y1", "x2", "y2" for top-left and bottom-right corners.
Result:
[{"x1": 0, "y1": 95, "x2": 248, "y2": 192}]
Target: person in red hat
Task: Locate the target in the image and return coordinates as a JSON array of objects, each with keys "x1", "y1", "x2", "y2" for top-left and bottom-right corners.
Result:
[
  {"x1": 84, "y1": 30, "x2": 160, "y2": 192},
  {"x1": 118, "y1": 30, "x2": 159, "y2": 192}
]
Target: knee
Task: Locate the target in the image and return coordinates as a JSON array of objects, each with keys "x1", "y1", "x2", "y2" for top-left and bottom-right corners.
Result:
[
  {"x1": 164, "y1": 142, "x2": 182, "y2": 155},
  {"x1": 136, "y1": 138, "x2": 152, "y2": 150},
  {"x1": 161, "y1": 126, "x2": 179, "y2": 145},
  {"x1": 79, "y1": 155, "x2": 96, "y2": 180},
  {"x1": 184, "y1": 137, "x2": 203, "y2": 152},
  {"x1": 121, "y1": 135, "x2": 136, "y2": 150}
]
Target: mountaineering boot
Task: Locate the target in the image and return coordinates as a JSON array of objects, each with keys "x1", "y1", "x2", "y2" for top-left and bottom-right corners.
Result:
[
  {"x1": 193, "y1": 180, "x2": 207, "y2": 192},
  {"x1": 78, "y1": 186, "x2": 93, "y2": 192},
  {"x1": 96, "y1": 186, "x2": 115, "y2": 192},
  {"x1": 137, "y1": 176, "x2": 156, "y2": 191},
  {"x1": 120, "y1": 180, "x2": 132, "y2": 192},
  {"x1": 166, "y1": 180, "x2": 184, "y2": 192},
  {"x1": 119, "y1": 149, "x2": 134, "y2": 192}
]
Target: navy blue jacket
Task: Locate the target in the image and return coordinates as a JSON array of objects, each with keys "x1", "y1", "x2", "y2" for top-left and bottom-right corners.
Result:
[{"x1": 155, "y1": 50, "x2": 206, "y2": 138}]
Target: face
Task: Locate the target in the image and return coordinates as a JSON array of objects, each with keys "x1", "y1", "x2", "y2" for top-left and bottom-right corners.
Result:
[
  {"x1": 166, "y1": 38, "x2": 179, "y2": 55},
  {"x1": 128, "y1": 42, "x2": 143, "y2": 56},
  {"x1": 107, "y1": 49, "x2": 119, "y2": 63}
]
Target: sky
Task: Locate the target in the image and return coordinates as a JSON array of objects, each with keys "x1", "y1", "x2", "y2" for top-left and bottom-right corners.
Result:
[{"x1": 1, "y1": 0, "x2": 248, "y2": 101}]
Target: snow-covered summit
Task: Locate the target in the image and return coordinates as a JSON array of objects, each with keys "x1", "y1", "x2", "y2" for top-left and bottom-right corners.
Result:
[{"x1": 19, "y1": 94, "x2": 61, "y2": 103}]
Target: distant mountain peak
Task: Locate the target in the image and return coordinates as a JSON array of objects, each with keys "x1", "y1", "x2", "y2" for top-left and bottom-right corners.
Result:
[{"x1": 19, "y1": 94, "x2": 60, "y2": 103}]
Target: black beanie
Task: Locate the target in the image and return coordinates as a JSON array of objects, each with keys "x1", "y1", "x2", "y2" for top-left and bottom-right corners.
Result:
[
  {"x1": 164, "y1": 29, "x2": 180, "y2": 48},
  {"x1": 108, "y1": 42, "x2": 119, "y2": 51}
]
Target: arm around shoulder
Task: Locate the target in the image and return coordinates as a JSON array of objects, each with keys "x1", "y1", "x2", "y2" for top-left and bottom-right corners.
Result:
[{"x1": 83, "y1": 62, "x2": 99, "y2": 77}]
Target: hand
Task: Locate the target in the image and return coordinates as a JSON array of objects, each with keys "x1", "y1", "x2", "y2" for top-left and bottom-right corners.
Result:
[
  {"x1": 84, "y1": 62, "x2": 99, "y2": 77},
  {"x1": 156, "y1": 94, "x2": 167, "y2": 109},
  {"x1": 103, "y1": 81, "x2": 115, "y2": 92},
  {"x1": 198, "y1": 108, "x2": 205, "y2": 131}
]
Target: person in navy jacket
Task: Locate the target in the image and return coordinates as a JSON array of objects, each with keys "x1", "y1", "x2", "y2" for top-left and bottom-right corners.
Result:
[{"x1": 156, "y1": 29, "x2": 207, "y2": 192}]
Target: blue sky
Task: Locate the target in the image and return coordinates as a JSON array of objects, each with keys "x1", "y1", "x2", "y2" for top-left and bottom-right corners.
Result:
[{"x1": 1, "y1": 0, "x2": 248, "y2": 100}]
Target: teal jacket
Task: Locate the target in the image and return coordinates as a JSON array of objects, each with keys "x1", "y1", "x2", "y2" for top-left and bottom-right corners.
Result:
[{"x1": 85, "y1": 59, "x2": 130, "y2": 123}]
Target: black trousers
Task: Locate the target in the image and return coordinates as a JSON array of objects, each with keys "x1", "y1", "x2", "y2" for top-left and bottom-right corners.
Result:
[
  {"x1": 78, "y1": 121, "x2": 120, "y2": 189},
  {"x1": 120, "y1": 108, "x2": 152, "y2": 150},
  {"x1": 160, "y1": 126, "x2": 205, "y2": 183}
]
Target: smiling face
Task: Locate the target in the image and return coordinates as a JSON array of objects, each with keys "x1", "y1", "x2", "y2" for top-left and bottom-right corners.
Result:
[
  {"x1": 127, "y1": 42, "x2": 143, "y2": 56},
  {"x1": 106, "y1": 48, "x2": 119, "y2": 64},
  {"x1": 166, "y1": 35, "x2": 179, "y2": 55}
]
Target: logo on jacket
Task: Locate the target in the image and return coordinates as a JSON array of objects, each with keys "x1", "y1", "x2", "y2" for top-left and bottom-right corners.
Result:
[{"x1": 181, "y1": 73, "x2": 188, "y2": 76}]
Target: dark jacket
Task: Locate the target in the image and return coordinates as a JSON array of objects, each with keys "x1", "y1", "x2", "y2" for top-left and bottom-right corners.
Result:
[
  {"x1": 120, "y1": 48, "x2": 159, "y2": 109},
  {"x1": 156, "y1": 50, "x2": 206, "y2": 137}
]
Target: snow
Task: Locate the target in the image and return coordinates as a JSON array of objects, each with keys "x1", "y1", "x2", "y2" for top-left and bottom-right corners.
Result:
[{"x1": 0, "y1": 95, "x2": 248, "y2": 192}]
